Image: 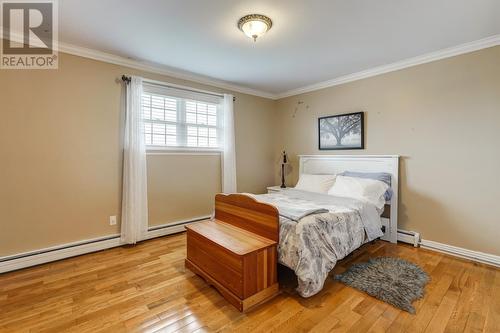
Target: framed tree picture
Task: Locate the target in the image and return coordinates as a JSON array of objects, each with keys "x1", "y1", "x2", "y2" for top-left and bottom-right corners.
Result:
[{"x1": 318, "y1": 112, "x2": 364, "y2": 150}]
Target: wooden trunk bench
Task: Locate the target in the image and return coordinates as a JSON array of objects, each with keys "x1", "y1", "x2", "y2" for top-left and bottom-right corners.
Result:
[{"x1": 185, "y1": 194, "x2": 280, "y2": 312}]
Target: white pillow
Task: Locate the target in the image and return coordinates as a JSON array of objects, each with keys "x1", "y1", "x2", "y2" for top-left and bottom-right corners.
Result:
[
  {"x1": 295, "y1": 174, "x2": 337, "y2": 194},
  {"x1": 327, "y1": 175, "x2": 389, "y2": 209}
]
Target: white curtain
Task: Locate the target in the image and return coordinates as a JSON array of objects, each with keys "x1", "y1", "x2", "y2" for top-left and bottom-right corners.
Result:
[
  {"x1": 121, "y1": 76, "x2": 149, "y2": 244},
  {"x1": 222, "y1": 94, "x2": 237, "y2": 193}
]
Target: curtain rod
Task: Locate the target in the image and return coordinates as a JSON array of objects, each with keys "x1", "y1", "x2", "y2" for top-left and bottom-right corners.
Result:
[{"x1": 121, "y1": 75, "x2": 236, "y2": 101}]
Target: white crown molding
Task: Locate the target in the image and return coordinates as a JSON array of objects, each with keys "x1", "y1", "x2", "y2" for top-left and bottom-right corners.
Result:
[
  {"x1": 275, "y1": 34, "x2": 500, "y2": 99},
  {"x1": 1, "y1": 29, "x2": 274, "y2": 99},
  {"x1": 3, "y1": 29, "x2": 499, "y2": 100},
  {"x1": 420, "y1": 239, "x2": 500, "y2": 268},
  {"x1": 58, "y1": 42, "x2": 277, "y2": 99}
]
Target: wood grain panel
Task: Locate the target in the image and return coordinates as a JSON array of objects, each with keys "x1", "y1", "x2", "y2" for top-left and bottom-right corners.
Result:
[
  {"x1": 214, "y1": 194, "x2": 279, "y2": 242},
  {"x1": 186, "y1": 228, "x2": 242, "y2": 271},
  {"x1": 257, "y1": 250, "x2": 265, "y2": 291},
  {"x1": 186, "y1": 220, "x2": 275, "y2": 255},
  {"x1": 185, "y1": 259, "x2": 244, "y2": 311},
  {"x1": 243, "y1": 252, "x2": 258, "y2": 298},
  {"x1": 186, "y1": 231, "x2": 243, "y2": 297},
  {"x1": 267, "y1": 246, "x2": 278, "y2": 287}
]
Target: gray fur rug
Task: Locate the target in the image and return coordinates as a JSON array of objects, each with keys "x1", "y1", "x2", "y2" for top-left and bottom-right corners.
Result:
[{"x1": 335, "y1": 257, "x2": 429, "y2": 314}]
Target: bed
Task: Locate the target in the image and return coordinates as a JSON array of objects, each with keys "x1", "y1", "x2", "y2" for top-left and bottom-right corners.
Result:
[{"x1": 248, "y1": 155, "x2": 399, "y2": 297}]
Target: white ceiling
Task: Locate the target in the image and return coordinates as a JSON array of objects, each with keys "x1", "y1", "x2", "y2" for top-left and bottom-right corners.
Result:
[{"x1": 59, "y1": 0, "x2": 500, "y2": 96}]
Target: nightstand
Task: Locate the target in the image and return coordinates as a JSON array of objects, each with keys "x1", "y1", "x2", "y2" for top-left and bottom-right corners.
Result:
[{"x1": 267, "y1": 186, "x2": 289, "y2": 193}]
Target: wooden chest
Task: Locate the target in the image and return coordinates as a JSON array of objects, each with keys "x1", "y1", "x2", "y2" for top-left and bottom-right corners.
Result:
[{"x1": 185, "y1": 194, "x2": 280, "y2": 312}]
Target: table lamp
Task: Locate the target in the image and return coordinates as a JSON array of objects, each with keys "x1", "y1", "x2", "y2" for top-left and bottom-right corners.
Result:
[{"x1": 280, "y1": 151, "x2": 288, "y2": 188}]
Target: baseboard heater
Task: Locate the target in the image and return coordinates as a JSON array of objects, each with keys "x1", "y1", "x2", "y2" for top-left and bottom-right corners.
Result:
[
  {"x1": 0, "y1": 235, "x2": 121, "y2": 264},
  {"x1": 0, "y1": 216, "x2": 210, "y2": 273},
  {"x1": 397, "y1": 229, "x2": 421, "y2": 247},
  {"x1": 0, "y1": 235, "x2": 123, "y2": 274},
  {"x1": 147, "y1": 216, "x2": 208, "y2": 231}
]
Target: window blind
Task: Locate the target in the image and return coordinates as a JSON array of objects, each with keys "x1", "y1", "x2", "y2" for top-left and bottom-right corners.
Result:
[{"x1": 142, "y1": 83, "x2": 223, "y2": 150}]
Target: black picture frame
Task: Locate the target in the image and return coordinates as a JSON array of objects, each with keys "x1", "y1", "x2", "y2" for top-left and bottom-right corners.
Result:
[{"x1": 318, "y1": 112, "x2": 364, "y2": 150}]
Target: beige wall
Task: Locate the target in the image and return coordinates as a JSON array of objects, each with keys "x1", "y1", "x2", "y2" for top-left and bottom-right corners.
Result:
[
  {"x1": 147, "y1": 154, "x2": 221, "y2": 227},
  {"x1": 274, "y1": 46, "x2": 500, "y2": 255},
  {"x1": 0, "y1": 52, "x2": 276, "y2": 256},
  {"x1": 1, "y1": 45, "x2": 498, "y2": 258}
]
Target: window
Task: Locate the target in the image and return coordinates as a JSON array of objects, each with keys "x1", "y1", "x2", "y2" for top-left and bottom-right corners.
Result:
[{"x1": 142, "y1": 83, "x2": 223, "y2": 150}]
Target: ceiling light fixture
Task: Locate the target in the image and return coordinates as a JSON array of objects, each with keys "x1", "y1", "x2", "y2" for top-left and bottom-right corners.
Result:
[{"x1": 238, "y1": 14, "x2": 272, "y2": 42}]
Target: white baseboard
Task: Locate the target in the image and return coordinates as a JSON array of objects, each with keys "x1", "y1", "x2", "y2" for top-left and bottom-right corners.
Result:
[
  {"x1": 0, "y1": 216, "x2": 210, "y2": 274},
  {"x1": 5, "y1": 220, "x2": 497, "y2": 273},
  {"x1": 420, "y1": 239, "x2": 500, "y2": 268},
  {"x1": 0, "y1": 235, "x2": 122, "y2": 273},
  {"x1": 397, "y1": 229, "x2": 420, "y2": 247},
  {"x1": 144, "y1": 216, "x2": 210, "y2": 240}
]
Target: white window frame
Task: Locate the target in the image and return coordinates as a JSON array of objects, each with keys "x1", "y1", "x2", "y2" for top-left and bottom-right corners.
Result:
[{"x1": 141, "y1": 80, "x2": 225, "y2": 154}]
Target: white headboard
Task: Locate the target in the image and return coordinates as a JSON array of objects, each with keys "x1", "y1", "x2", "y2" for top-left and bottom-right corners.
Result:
[{"x1": 299, "y1": 155, "x2": 399, "y2": 243}]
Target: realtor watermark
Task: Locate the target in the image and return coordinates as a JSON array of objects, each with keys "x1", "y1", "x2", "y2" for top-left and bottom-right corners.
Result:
[{"x1": 1, "y1": 0, "x2": 58, "y2": 69}]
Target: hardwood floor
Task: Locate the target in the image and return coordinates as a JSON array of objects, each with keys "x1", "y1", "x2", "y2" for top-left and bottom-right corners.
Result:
[{"x1": 0, "y1": 233, "x2": 498, "y2": 332}]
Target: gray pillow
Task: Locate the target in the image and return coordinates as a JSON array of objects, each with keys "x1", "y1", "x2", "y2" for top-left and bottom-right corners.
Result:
[{"x1": 340, "y1": 171, "x2": 393, "y2": 201}]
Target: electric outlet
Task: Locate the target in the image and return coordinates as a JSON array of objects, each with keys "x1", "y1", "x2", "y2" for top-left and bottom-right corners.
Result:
[{"x1": 109, "y1": 216, "x2": 117, "y2": 225}]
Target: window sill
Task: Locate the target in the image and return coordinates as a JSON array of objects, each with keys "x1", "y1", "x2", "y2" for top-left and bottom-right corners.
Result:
[{"x1": 146, "y1": 147, "x2": 222, "y2": 156}]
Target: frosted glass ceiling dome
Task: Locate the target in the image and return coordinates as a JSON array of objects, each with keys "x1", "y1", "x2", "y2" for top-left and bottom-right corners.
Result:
[{"x1": 238, "y1": 14, "x2": 272, "y2": 42}]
